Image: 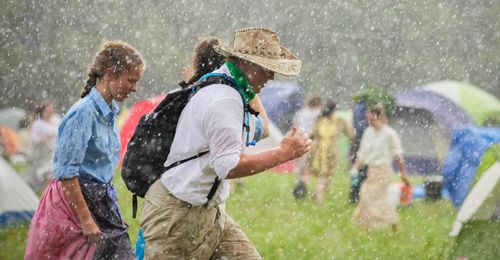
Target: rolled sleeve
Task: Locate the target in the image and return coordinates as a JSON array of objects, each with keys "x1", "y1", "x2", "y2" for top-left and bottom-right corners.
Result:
[
  {"x1": 53, "y1": 109, "x2": 92, "y2": 180},
  {"x1": 202, "y1": 97, "x2": 243, "y2": 179},
  {"x1": 54, "y1": 165, "x2": 80, "y2": 180}
]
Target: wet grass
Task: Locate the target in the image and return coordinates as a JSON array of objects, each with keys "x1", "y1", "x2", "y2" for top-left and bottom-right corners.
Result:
[
  {"x1": 225, "y1": 172, "x2": 455, "y2": 259},
  {"x1": 448, "y1": 220, "x2": 500, "y2": 260},
  {"x1": 0, "y1": 224, "x2": 30, "y2": 260},
  {"x1": 1, "y1": 171, "x2": 458, "y2": 259}
]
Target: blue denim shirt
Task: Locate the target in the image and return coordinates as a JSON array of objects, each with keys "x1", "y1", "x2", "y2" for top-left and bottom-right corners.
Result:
[{"x1": 53, "y1": 88, "x2": 120, "y2": 184}]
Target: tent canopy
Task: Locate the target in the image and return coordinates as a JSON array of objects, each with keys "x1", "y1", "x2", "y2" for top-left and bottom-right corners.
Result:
[
  {"x1": 450, "y1": 161, "x2": 500, "y2": 236},
  {"x1": 443, "y1": 127, "x2": 500, "y2": 209},
  {"x1": 390, "y1": 90, "x2": 476, "y2": 174},
  {"x1": 395, "y1": 90, "x2": 475, "y2": 135},
  {"x1": 422, "y1": 80, "x2": 500, "y2": 125},
  {"x1": 0, "y1": 157, "x2": 39, "y2": 228}
]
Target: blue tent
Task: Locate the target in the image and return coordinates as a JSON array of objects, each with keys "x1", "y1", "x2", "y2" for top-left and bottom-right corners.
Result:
[
  {"x1": 442, "y1": 127, "x2": 500, "y2": 208},
  {"x1": 259, "y1": 80, "x2": 303, "y2": 133}
]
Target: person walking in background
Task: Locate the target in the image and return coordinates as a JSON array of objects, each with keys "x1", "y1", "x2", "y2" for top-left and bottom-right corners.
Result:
[
  {"x1": 310, "y1": 100, "x2": 354, "y2": 203},
  {"x1": 140, "y1": 27, "x2": 310, "y2": 259},
  {"x1": 25, "y1": 41, "x2": 145, "y2": 259},
  {"x1": 292, "y1": 94, "x2": 323, "y2": 198},
  {"x1": 27, "y1": 100, "x2": 61, "y2": 193},
  {"x1": 18, "y1": 102, "x2": 38, "y2": 158},
  {"x1": 351, "y1": 105, "x2": 409, "y2": 231}
]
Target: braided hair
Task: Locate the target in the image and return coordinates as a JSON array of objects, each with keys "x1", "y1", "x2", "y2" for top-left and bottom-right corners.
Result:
[{"x1": 81, "y1": 41, "x2": 144, "y2": 98}]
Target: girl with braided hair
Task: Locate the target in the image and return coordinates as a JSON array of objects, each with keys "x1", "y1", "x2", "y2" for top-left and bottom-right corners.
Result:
[{"x1": 25, "y1": 41, "x2": 144, "y2": 259}]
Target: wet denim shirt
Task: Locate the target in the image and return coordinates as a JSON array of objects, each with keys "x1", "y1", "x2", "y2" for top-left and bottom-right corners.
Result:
[{"x1": 53, "y1": 88, "x2": 120, "y2": 184}]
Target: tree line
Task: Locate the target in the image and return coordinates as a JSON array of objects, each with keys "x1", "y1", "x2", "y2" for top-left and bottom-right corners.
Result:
[{"x1": 1, "y1": 0, "x2": 499, "y2": 112}]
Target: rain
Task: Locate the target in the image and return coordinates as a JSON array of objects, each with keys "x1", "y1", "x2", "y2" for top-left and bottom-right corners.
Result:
[{"x1": 1, "y1": 0, "x2": 500, "y2": 259}]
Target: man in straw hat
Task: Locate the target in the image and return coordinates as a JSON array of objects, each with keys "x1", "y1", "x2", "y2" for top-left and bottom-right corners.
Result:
[{"x1": 141, "y1": 27, "x2": 311, "y2": 259}]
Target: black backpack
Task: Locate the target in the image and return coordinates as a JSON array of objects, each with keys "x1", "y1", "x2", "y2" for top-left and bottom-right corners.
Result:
[{"x1": 122, "y1": 74, "x2": 242, "y2": 218}]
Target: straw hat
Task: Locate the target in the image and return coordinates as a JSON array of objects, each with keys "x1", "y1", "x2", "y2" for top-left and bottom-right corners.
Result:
[{"x1": 216, "y1": 27, "x2": 302, "y2": 76}]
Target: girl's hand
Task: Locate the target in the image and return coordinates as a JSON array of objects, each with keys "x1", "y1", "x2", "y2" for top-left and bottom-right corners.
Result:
[{"x1": 81, "y1": 217, "x2": 101, "y2": 244}]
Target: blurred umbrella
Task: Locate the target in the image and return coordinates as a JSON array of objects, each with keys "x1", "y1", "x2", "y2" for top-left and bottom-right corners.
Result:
[{"x1": 259, "y1": 80, "x2": 303, "y2": 133}]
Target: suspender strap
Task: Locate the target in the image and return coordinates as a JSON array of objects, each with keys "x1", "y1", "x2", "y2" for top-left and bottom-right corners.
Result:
[
  {"x1": 207, "y1": 177, "x2": 221, "y2": 201},
  {"x1": 165, "y1": 151, "x2": 220, "y2": 203}
]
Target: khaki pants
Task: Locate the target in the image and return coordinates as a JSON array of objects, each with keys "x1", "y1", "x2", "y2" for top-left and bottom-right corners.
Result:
[{"x1": 141, "y1": 180, "x2": 261, "y2": 260}]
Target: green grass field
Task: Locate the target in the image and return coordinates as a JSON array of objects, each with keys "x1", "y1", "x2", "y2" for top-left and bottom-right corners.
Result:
[{"x1": 1, "y1": 170, "x2": 465, "y2": 259}]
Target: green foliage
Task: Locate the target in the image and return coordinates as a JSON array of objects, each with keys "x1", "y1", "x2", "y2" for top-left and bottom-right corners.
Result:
[
  {"x1": 352, "y1": 86, "x2": 396, "y2": 116},
  {"x1": 1, "y1": 0, "x2": 499, "y2": 111}
]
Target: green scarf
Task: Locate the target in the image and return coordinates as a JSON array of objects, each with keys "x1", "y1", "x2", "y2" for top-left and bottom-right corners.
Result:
[{"x1": 225, "y1": 61, "x2": 255, "y2": 103}]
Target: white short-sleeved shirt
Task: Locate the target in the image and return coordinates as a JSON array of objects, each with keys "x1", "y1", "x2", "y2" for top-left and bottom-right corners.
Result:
[
  {"x1": 31, "y1": 115, "x2": 61, "y2": 145},
  {"x1": 160, "y1": 65, "x2": 245, "y2": 206},
  {"x1": 357, "y1": 125, "x2": 404, "y2": 166}
]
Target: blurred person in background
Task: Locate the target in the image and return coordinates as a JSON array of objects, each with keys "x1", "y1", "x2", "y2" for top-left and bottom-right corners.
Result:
[
  {"x1": 292, "y1": 94, "x2": 322, "y2": 198},
  {"x1": 18, "y1": 102, "x2": 38, "y2": 158},
  {"x1": 351, "y1": 105, "x2": 409, "y2": 231},
  {"x1": 309, "y1": 100, "x2": 354, "y2": 203},
  {"x1": 27, "y1": 100, "x2": 61, "y2": 193}
]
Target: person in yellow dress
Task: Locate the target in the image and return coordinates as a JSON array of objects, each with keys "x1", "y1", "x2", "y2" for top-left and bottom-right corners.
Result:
[{"x1": 310, "y1": 100, "x2": 354, "y2": 202}]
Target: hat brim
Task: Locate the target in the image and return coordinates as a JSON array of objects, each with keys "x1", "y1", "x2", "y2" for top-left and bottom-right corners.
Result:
[{"x1": 216, "y1": 42, "x2": 302, "y2": 76}]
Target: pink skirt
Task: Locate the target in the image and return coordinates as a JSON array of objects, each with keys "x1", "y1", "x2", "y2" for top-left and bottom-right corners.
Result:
[{"x1": 24, "y1": 179, "x2": 96, "y2": 260}]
